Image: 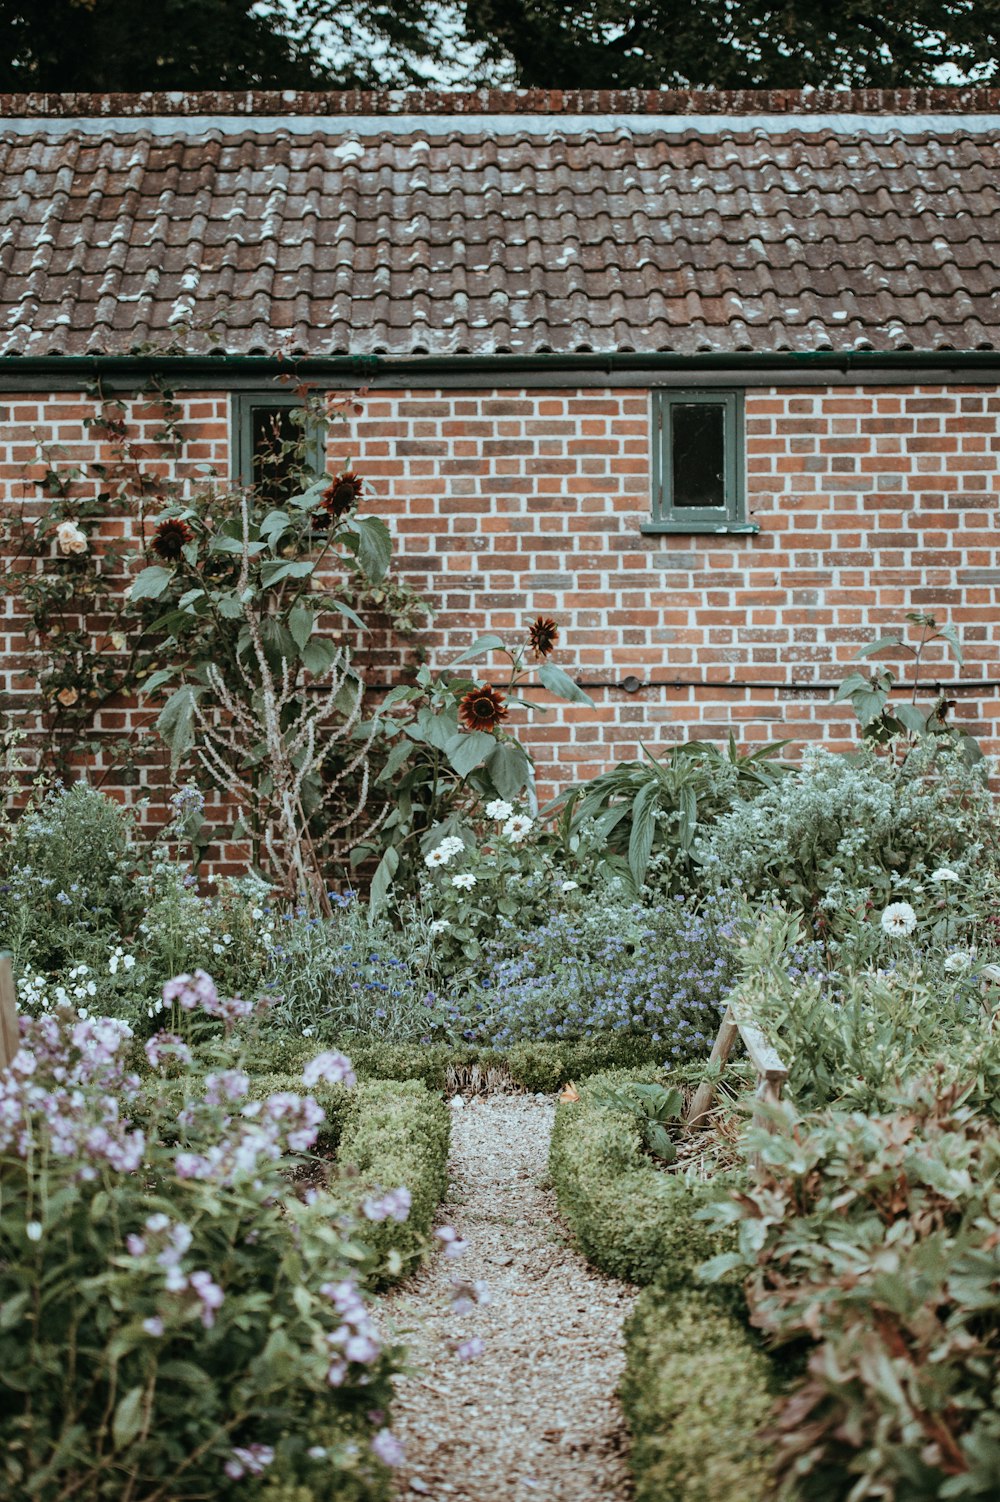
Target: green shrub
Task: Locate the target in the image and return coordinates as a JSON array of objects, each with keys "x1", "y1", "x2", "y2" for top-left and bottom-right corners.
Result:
[
  {"x1": 621, "y1": 1286, "x2": 776, "y2": 1502},
  {"x1": 334, "y1": 1079, "x2": 450, "y2": 1284},
  {"x1": 239, "y1": 1029, "x2": 669, "y2": 1094},
  {"x1": 236, "y1": 1072, "x2": 449, "y2": 1285},
  {"x1": 704, "y1": 1077, "x2": 1000, "y2": 1501},
  {"x1": 700, "y1": 740, "x2": 995, "y2": 939},
  {"x1": 548, "y1": 1067, "x2": 741, "y2": 1286},
  {"x1": 0, "y1": 781, "x2": 142, "y2": 971}
]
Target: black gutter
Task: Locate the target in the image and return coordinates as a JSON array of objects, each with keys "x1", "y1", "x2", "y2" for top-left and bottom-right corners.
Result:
[{"x1": 3, "y1": 349, "x2": 1000, "y2": 380}]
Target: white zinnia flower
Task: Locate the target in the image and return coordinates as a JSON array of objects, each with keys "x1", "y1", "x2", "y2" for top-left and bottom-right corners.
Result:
[
  {"x1": 944, "y1": 951, "x2": 973, "y2": 974},
  {"x1": 438, "y1": 836, "x2": 466, "y2": 858},
  {"x1": 930, "y1": 868, "x2": 960, "y2": 883},
  {"x1": 55, "y1": 520, "x2": 88, "y2": 555},
  {"x1": 424, "y1": 847, "x2": 449, "y2": 868},
  {"x1": 485, "y1": 799, "x2": 514, "y2": 822},
  {"x1": 880, "y1": 901, "x2": 917, "y2": 938},
  {"x1": 451, "y1": 873, "x2": 477, "y2": 890},
  {"x1": 502, "y1": 814, "x2": 534, "y2": 843},
  {"x1": 560, "y1": 880, "x2": 579, "y2": 892},
  {"x1": 429, "y1": 919, "x2": 450, "y2": 935}
]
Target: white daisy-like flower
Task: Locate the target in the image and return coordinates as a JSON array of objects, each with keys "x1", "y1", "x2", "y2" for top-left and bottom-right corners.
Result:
[
  {"x1": 451, "y1": 873, "x2": 477, "y2": 890},
  {"x1": 424, "y1": 848, "x2": 449, "y2": 868},
  {"x1": 560, "y1": 880, "x2": 579, "y2": 892},
  {"x1": 502, "y1": 814, "x2": 534, "y2": 843},
  {"x1": 438, "y1": 836, "x2": 466, "y2": 858},
  {"x1": 485, "y1": 799, "x2": 514, "y2": 822},
  {"x1": 944, "y1": 951, "x2": 974, "y2": 974},
  {"x1": 930, "y1": 868, "x2": 960, "y2": 883},
  {"x1": 880, "y1": 901, "x2": 917, "y2": 937},
  {"x1": 429, "y1": 919, "x2": 451, "y2": 935}
]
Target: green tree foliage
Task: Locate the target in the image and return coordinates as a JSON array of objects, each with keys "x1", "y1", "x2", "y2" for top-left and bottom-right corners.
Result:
[
  {"x1": 0, "y1": 0, "x2": 326, "y2": 91},
  {"x1": 464, "y1": 0, "x2": 1000, "y2": 89},
  {"x1": 5, "y1": 0, "x2": 1000, "y2": 92}
]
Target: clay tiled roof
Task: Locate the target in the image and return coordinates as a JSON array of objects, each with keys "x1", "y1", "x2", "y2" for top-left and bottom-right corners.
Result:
[{"x1": 2, "y1": 89, "x2": 1000, "y2": 359}]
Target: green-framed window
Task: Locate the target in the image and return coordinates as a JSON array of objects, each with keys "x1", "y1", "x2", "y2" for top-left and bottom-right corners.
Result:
[
  {"x1": 642, "y1": 389, "x2": 755, "y2": 534},
  {"x1": 231, "y1": 392, "x2": 326, "y2": 503}
]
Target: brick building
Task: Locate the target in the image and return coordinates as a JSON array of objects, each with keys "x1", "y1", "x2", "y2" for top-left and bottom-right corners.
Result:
[{"x1": 2, "y1": 88, "x2": 1000, "y2": 812}]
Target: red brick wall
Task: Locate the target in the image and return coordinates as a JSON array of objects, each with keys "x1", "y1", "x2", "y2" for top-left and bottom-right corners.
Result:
[{"x1": 2, "y1": 382, "x2": 998, "y2": 824}]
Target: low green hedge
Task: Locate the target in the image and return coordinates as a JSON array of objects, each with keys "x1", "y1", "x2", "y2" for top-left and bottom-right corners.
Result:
[
  {"x1": 246, "y1": 1072, "x2": 450, "y2": 1286},
  {"x1": 239, "y1": 1028, "x2": 668, "y2": 1092},
  {"x1": 548, "y1": 1066, "x2": 744, "y2": 1286},
  {"x1": 621, "y1": 1286, "x2": 776, "y2": 1502}
]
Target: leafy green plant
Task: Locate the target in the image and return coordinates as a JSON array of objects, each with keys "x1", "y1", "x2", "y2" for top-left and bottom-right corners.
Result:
[
  {"x1": 0, "y1": 994, "x2": 405, "y2": 1502},
  {"x1": 834, "y1": 611, "x2": 981, "y2": 760},
  {"x1": 703, "y1": 1076, "x2": 1000, "y2": 1502},
  {"x1": 587, "y1": 1079, "x2": 685, "y2": 1161},
  {"x1": 700, "y1": 739, "x2": 994, "y2": 940},
  {"x1": 359, "y1": 621, "x2": 593, "y2": 912},
  {"x1": 544, "y1": 735, "x2": 790, "y2": 894}
]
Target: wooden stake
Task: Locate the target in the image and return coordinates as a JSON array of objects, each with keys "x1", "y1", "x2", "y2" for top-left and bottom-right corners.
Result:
[{"x1": 0, "y1": 951, "x2": 18, "y2": 1072}]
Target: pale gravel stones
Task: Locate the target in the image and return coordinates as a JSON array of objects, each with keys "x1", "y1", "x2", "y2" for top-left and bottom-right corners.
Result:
[{"x1": 381, "y1": 1095, "x2": 636, "y2": 1501}]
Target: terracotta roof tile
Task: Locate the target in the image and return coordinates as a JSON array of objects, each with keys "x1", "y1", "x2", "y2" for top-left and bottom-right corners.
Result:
[{"x1": 2, "y1": 93, "x2": 1000, "y2": 357}]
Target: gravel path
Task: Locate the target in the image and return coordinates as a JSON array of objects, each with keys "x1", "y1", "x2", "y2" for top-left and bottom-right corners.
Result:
[{"x1": 381, "y1": 1095, "x2": 637, "y2": 1502}]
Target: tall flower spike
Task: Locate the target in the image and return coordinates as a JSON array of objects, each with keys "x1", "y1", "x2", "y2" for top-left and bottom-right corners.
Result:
[
  {"x1": 458, "y1": 685, "x2": 508, "y2": 733},
  {"x1": 527, "y1": 615, "x2": 559, "y2": 658}
]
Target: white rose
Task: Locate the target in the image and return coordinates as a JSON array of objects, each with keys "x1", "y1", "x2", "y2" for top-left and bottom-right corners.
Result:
[{"x1": 56, "y1": 520, "x2": 89, "y2": 555}]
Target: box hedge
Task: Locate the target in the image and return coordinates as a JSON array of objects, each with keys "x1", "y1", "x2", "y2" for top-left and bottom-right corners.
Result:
[
  {"x1": 245, "y1": 1072, "x2": 450, "y2": 1285},
  {"x1": 239, "y1": 1028, "x2": 668, "y2": 1093},
  {"x1": 548, "y1": 1066, "x2": 743, "y2": 1286},
  {"x1": 620, "y1": 1286, "x2": 777, "y2": 1502}
]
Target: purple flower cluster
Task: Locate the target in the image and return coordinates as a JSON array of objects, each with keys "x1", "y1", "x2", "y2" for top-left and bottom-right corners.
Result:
[
  {"x1": 320, "y1": 1278, "x2": 385, "y2": 1385},
  {"x1": 144, "y1": 1032, "x2": 193, "y2": 1070},
  {"x1": 125, "y1": 1213, "x2": 225, "y2": 1328},
  {"x1": 362, "y1": 1186, "x2": 412, "y2": 1223},
  {"x1": 440, "y1": 903, "x2": 738, "y2": 1057},
  {"x1": 174, "y1": 1089, "x2": 326, "y2": 1184},
  {"x1": 0, "y1": 1011, "x2": 145, "y2": 1175},
  {"x1": 302, "y1": 1049, "x2": 357, "y2": 1088},
  {"x1": 224, "y1": 1444, "x2": 275, "y2": 1481},
  {"x1": 161, "y1": 970, "x2": 254, "y2": 1027}
]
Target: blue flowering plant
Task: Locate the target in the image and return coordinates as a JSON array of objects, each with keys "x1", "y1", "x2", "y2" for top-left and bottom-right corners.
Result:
[
  {"x1": 429, "y1": 896, "x2": 741, "y2": 1053},
  {"x1": 0, "y1": 972, "x2": 408, "y2": 1502}
]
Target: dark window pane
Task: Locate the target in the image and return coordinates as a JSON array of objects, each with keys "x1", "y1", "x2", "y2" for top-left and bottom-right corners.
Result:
[
  {"x1": 671, "y1": 403, "x2": 725, "y2": 508},
  {"x1": 250, "y1": 405, "x2": 301, "y2": 503}
]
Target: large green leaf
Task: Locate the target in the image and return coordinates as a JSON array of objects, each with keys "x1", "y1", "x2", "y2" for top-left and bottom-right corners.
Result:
[
  {"x1": 301, "y1": 637, "x2": 339, "y2": 676},
  {"x1": 368, "y1": 845, "x2": 399, "y2": 920},
  {"x1": 346, "y1": 515, "x2": 392, "y2": 583},
  {"x1": 537, "y1": 662, "x2": 595, "y2": 706},
  {"x1": 288, "y1": 604, "x2": 314, "y2": 649},
  {"x1": 627, "y1": 779, "x2": 660, "y2": 888},
  {"x1": 156, "y1": 684, "x2": 200, "y2": 775},
  {"x1": 444, "y1": 730, "x2": 497, "y2": 779},
  {"x1": 486, "y1": 740, "x2": 531, "y2": 800},
  {"x1": 449, "y1": 634, "x2": 506, "y2": 667},
  {"x1": 259, "y1": 558, "x2": 314, "y2": 588},
  {"x1": 128, "y1": 565, "x2": 173, "y2": 602},
  {"x1": 112, "y1": 1386, "x2": 144, "y2": 1450}
]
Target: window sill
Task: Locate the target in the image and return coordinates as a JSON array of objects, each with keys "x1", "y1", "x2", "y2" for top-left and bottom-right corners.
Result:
[{"x1": 640, "y1": 521, "x2": 760, "y2": 536}]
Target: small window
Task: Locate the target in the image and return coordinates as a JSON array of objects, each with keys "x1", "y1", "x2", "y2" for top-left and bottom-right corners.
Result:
[
  {"x1": 644, "y1": 389, "x2": 753, "y2": 534},
  {"x1": 232, "y1": 392, "x2": 326, "y2": 503}
]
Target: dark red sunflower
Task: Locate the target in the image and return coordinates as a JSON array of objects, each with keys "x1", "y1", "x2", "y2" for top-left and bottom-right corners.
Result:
[
  {"x1": 458, "y1": 685, "x2": 509, "y2": 733},
  {"x1": 527, "y1": 616, "x2": 559, "y2": 658},
  {"x1": 319, "y1": 471, "x2": 364, "y2": 521},
  {"x1": 151, "y1": 517, "x2": 194, "y2": 560}
]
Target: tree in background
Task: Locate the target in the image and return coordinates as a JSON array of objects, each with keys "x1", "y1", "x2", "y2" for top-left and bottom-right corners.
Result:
[
  {"x1": 463, "y1": 0, "x2": 1000, "y2": 90},
  {"x1": 3, "y1": 0, "x2": 1000, "y2": 92}
]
